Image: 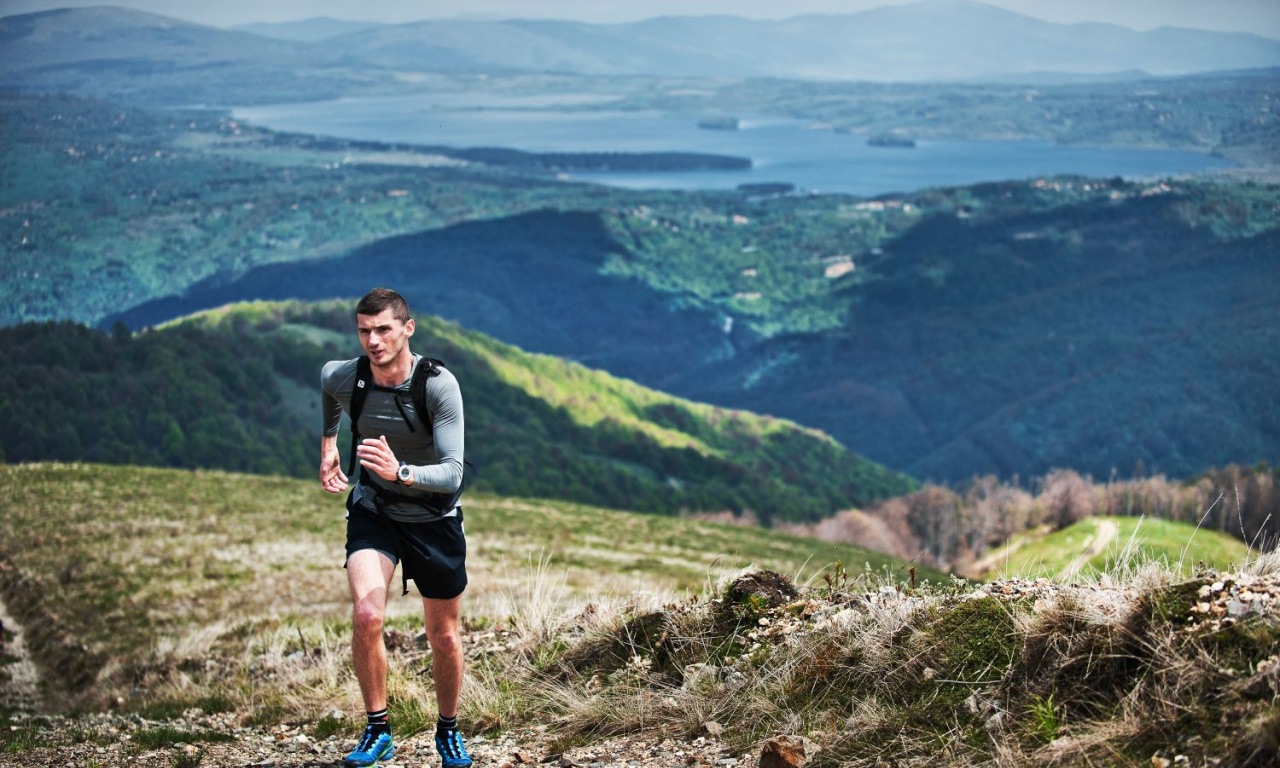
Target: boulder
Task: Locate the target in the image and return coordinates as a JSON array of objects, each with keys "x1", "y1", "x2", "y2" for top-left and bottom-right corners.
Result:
[{"x1": 759, "y1": 735, "x2": 809, "y2": 768}]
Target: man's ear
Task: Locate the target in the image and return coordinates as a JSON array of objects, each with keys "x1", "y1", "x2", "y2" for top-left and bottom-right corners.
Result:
[{"x1": 404, "y1": 318, "x2": 415, "y2": 337}]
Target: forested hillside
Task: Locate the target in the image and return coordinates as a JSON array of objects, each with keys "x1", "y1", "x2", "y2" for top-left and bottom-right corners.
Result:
[
  {"x1": 4, "y1": 91, "x2": 1278, "y2": 483},
  {"x1": 112, "y1": 178, "x2": 1280, "y2": 482},
  {"x1": 0, "y1": 301, "x2": 912, "y2": 523}
]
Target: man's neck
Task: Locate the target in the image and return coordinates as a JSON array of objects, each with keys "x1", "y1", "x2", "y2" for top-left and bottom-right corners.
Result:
[{"x1": 370, "y1": 348, "x2": 414, "y2": 387}]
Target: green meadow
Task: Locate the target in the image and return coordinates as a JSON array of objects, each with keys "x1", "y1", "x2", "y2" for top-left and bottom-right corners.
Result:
[{"x1": 977, "y1": 515, "x2": 1251, "y2": 581}]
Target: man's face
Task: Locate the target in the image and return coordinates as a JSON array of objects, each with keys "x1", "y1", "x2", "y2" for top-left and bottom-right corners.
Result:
[{"x1": 356, "y1": 309, "x2": 414, "y2": 367}]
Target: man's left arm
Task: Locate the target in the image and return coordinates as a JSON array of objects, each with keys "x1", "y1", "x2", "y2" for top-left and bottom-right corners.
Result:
[{"x1": 405, "y1": 370, "x2": 464, "y2": 492}]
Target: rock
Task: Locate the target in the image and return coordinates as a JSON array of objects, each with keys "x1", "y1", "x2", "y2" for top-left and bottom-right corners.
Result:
[
  {"x1": 759, "y1": 735, "x2": 808, "y2": 768},
  {"x1": 726, "y1": 571, "x2": 799, "y2": 611},
  {"x1": 326, "y1": 709, "x2": 345, "y2": 721},
  {"x1": 383, "y1": 628, "x2": 415, "y2": 654},
  {"x1": 1225, "y1": 600, "x2": 1252, "y2": 618},
  {"x1": 683, "y1": 663, "x2": 721, "y2": 692},
  {"x1": 702, "y1": 721, "x2": 725, "y2": 738},
  {"x1": 1151, "y1": 758, "x2": 1171, "y2": 768},
  {"x1": 985, "y1": 711, "x2": 1006, "y2": 733}
]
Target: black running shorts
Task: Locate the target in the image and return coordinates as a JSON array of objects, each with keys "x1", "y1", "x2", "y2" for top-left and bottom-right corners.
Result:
[{"x1": 344, "y1": 495, "x2": 468, "y2": 600}]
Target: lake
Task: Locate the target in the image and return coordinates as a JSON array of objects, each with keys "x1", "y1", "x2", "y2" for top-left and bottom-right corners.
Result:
[{"x1": 233, "y1": 94, "x2": 1235, "y2": 196}]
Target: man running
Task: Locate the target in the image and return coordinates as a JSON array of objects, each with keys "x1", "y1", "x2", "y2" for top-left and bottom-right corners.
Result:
[{"x1": 320, "y1": 287, "x2": 472, "y2": 768}]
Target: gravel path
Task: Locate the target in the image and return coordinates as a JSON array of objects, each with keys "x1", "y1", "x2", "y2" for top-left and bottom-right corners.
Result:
[{"x1": 0, "y1": 711, "x2": 743, "y2": 768}]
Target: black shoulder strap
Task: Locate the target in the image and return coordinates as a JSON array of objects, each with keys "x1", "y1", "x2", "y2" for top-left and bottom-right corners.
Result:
[
  {"x1": 346, "y1": 355, "x2": 373, "y2": 478},
  {"x1": 409, "y1": 357, "x2": 443, "y2": 442}
]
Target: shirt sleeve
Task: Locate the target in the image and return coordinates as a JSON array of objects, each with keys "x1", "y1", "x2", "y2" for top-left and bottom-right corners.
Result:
[
  {"x1": 320, "y1": 359, "x2": 348, "y2": 437},
  {"x1": 409, "y1": 368, "x2": 465, "y2": 493}
]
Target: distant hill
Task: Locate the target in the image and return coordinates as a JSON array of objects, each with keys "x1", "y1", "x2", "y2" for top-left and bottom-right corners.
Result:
[
  {"x1": 1, "y1": 1, "x2": 1277, "y2": 98},
  {"x1": 0, "y1": 300, "x2": 914, "y2": 523},
  {"x1": 0, "y1": 6, "x2": 365, "y2": 104},
  {"x1": 230, "y1": 16, "x2": 385, "y2": 42},
  {"x1": 0, "y1": 6, "x2": 323, "y2": 67},
  {"x1": 303, "y1": 2, "x2": 1280, "y2": 81}
]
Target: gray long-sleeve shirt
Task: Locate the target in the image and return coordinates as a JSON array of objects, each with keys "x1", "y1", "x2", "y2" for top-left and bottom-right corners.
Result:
[{"x1": 321, "y1": 354, "x2": 464, "y2": 522}]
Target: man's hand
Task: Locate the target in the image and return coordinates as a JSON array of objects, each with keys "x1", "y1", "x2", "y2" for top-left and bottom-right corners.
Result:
[
  {"x1": 319, "y1": 436, "x2": 348, "y2": 494},
  {"x1": 357, "y1": 435, "x2": 401, "y2": 483}
]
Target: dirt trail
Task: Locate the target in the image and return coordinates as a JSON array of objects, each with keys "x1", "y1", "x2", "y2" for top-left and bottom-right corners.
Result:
[
  {"x1": 966, "y1": 526, "x2": 1050, "y2": 577},
  {"x1": 0, "y1": 714, "x2": 735, "y2": 768},
  {"x1": 1059, "y1": 519, "x2": 1119, "y2": 580},
  {"x1": 0, "y1": 594, "x2": 42, "y2": 712}
]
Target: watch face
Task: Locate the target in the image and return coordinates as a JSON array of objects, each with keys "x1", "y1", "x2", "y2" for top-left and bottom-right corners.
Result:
[{"x1": 399, "y1": 465, "x2": 412, "y2": 482}]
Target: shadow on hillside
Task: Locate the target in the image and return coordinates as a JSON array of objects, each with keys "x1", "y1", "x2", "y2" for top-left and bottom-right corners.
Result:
[{"x1": 106, "y1": 209, "x2": 736, "y2": 386}]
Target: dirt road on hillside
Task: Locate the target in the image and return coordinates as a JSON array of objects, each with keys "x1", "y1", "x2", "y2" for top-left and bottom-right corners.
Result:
[{"x1": 1060, "y1": 519, "x2": 1119, "y2": 580}]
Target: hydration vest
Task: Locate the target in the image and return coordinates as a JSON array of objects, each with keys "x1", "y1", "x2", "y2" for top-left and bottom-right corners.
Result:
[{"x1": 346, "y1": 355, "x2": 466, "y2": 517}]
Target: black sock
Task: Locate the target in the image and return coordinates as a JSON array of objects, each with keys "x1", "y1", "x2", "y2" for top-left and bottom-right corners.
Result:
[
  {"x1": 436, "y1": 714, "x2": 457, "y2": 735},
  {"x1": 367, "y1": 709, "x2": 390, "y2": 735}
]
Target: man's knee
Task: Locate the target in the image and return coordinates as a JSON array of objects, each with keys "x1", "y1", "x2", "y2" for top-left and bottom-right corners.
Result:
[
  {"x1": 427, "y1": 626, "x2": 461, "y2": 657},
  {"x1": 352, "y1": 600, "x2": 385, "y2": 637}
]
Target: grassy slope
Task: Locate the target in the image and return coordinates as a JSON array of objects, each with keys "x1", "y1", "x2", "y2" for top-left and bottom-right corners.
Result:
[
  {"x1": 0, "y1": 462, "x2": 941, "y2": 706},
  {"x1": 209, "y1": 300, "x2": 922, "y2": 517},
  {"x1": 3, "y1": 462, "x2": 1275, "y2": 768},
  {"x1": 2, "y1": 299, "x2": 915, "y2": 521},
  {"x1": 980, "y1": 515, "x2": 1250, "y2": 580}
]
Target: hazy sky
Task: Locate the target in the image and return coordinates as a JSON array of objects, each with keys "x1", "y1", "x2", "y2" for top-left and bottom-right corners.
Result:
[{"x1": 2, "y1": 0, "x2": 1279, "y2": 38}]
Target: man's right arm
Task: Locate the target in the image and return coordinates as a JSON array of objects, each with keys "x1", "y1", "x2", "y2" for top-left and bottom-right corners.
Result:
[{"x1": 319, "y1": 434, "x2": 347, "y2": 494}]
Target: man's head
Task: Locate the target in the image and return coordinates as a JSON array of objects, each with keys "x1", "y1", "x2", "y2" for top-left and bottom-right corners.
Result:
[{"x1": 356, "y1": 287, "x2": 414, "y2": 368}]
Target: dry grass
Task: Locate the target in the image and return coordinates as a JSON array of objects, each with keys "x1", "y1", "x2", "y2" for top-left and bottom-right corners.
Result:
[
  {"x1": 4, "y1": 464, "x2": 1278, "y2": 767},
  {"x1": 445, "y1": 551, "x2": 1276, "y2": 767}
]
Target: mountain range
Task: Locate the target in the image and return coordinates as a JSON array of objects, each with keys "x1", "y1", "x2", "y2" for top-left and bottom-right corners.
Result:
[
  {"x1": 313, "y1": 3, "x2": 1280, "y2": 81},
  {"x1": 2, "y1": 1, "x2": 1278, "y2": 98}
]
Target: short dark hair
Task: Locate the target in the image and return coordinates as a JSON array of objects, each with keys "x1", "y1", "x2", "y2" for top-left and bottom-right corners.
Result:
[{"x1": 356, "y1": 288, "x2": 410, "y2": 322}]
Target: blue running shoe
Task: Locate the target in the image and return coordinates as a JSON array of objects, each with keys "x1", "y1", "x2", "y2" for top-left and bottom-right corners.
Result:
[
  {"x1": 435, "y1": 728, "x2": 473, "y2": 768},
  {"x1": 344, "y1": 726, "x2": 395, "y2": 767}
]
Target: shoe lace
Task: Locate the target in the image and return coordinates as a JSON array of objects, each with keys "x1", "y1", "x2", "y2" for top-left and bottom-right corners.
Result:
[{"x1": 355, "y1": 726, "x2": 380, "y2": 754}]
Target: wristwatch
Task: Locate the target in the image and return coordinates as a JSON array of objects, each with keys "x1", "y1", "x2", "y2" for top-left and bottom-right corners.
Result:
[{"x1": 397, "y1": 462, "x2": 413, "y2": 486}]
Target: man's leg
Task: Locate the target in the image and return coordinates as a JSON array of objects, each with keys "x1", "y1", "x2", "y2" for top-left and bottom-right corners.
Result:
[
  {"x1": 425, "y1": 595, "x2": 471, "y2": 767},
  {"x1": 423, "y1": 595, "x2": 463, "y2": 716},
  {"x1": 348, "y1": 549, "x2": 396, "y2": 712}
]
